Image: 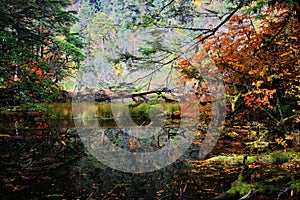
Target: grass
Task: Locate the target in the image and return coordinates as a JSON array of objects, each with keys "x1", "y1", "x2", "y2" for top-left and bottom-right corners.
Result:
[
  {"x1": 45, "y1": 102, "x2": 181, "y2": 120},
  {"x1": 45, "y1": 102, "x2": 74, "y2": 119}
]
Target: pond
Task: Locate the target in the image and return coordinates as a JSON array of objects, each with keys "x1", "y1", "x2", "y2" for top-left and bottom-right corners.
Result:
[{"x1": 0, "y1": 110, "x2": 299, "y2": 199}]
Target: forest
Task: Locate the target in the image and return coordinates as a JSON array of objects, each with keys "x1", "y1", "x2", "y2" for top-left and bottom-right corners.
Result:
[{"x1": 0, "y1": 0, "x2": 299, "y2": 199}]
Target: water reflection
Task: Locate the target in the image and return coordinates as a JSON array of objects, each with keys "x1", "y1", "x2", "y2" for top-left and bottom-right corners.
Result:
[
  {"x1": 1, "y1": 112, "x2": 299, "y2": 199},
  {"x1": 0, "y1": 117, "x2": 233, "y2": 199}
]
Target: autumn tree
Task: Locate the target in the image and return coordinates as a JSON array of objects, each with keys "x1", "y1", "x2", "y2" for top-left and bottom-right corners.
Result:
[{"x1": 176, "y1": 1, "x2": 299, "y2": 136}]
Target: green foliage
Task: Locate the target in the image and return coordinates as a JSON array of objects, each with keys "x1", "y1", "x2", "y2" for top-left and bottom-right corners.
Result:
[
  {"x1": 0, "y1": 0, "x2": 83, "y2": 105},
  {"x1": 45, "y1": 194, "x2": 64, "y2": 198},
  {"x1": 20, "y1": 103, "x2": 45, "y2": 112},
  {"x1": 289, "y1": 178, "x2": 300, "y2": 192}
]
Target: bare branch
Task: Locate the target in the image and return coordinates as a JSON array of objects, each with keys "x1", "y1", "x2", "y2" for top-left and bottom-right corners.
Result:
[
  {"x1": 194, "y1": 0, "x2": 246, "y2": 43},
  {"x1": 156, "y1": 0, "x2": 176, "y2": 16}
]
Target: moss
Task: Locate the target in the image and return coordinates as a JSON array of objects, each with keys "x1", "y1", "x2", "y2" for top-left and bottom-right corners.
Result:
[
  {"x1": 207, "y1": 150, "x2": 297, "y2": 166},
  {"x1": 207, "y1": 154, "x2": 256, "y2": 164},
  {"x1": 265, "y1": 175, "x2": 285, "y2": 184},
  {"x1": 207, "y1": 155, "x2": 230, "y2": 162},
  {"x1": 270, "y1": 150, "x2": 292, "y2": 164},
  {"x1": 256, "y1": 184, "x2": 277, "y2": 194},
  {"x1": 227, "y1": 174, "x2": 253, "y2": 196},
  {"x1": 45, "y1": 193, "x2": 64, "y2": 198}
]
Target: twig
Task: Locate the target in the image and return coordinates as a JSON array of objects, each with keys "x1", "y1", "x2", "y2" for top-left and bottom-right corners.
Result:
[{"x1": 194, "y1": 0, "x2": 246, "y2": 43}]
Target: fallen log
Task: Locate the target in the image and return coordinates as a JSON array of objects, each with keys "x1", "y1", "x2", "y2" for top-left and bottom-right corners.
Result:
[
  {"x1": 58, "y1": 88, "x2": 179, "y2": 103},
  {"x1": 95, "y1": 88, "x2": 178, "y2": 103}
]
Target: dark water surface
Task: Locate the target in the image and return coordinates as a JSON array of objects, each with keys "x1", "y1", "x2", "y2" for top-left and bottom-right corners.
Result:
[{"x1": 0, "y1": 113, "x2": 299, "y2": 199}]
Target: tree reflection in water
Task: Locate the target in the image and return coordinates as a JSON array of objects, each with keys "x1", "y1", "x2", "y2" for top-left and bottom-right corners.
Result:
[{"x1": 0, "y1": 124, "x2": 225, "y2": 199}]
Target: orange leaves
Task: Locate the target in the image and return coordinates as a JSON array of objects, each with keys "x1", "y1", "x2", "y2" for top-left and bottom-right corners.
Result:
[
  {"x1": 178, "y1": 59, "x2": 190, "y2": 67},
  {"x1": 35, "y1": 121, "x2": 49, "y2": 129},
  {"x1": 156, "y1": 189, "x2": 165, "y2": 197},
  {"x1": 129, "y1": 137, "x2": 135, "y2": 150},
  {"x1": 174, "y1": 2, "x2": 299, "y2": 129},
  {"x1": 36, "y1": 69, "x2": 43, "y2": 77},
  {"x1": 201, "y1": 3, "x2": 300, "y2": 118},
  {"x1": 31, "y1": 67, "x2": 43, "y2": 78},
  {"x1": 244, "y1": 89, "x2": 276, "y2": 111}
]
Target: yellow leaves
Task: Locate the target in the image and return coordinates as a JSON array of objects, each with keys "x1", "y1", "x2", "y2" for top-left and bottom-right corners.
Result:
[
  {"x1": 192, "y1": 0, "x2": 203, "y2": 7},
  {"x1": 280, "y1": 52, "x2": 290, "y2": 57},
  {"x1": 252, "y1": 80, "x2": 264, "y2": 87},
  {"x1": 248, "y1": 69, "x2": 255, "y2": 75},
  {"x1": 296, "y1": 115, "x2": 300, "y2": 123},
  {"x1": 275, "y1": 138, "x2": 287, "y2": 148},
  {"x1": 114, "y1": 68, "x2": 124, "y2": 76},
  {"x1": 113, "y1": 61, "x2": 126, "y2": 76},
  {"x1": 227, "y1": 93, "x2": 241, "y2": 112},
  {"x1": 228, "y1": 131, "x2": 239, "y2": 138},
  {"x1": 195, "y1": 131, "x2": 202, "y2": 137},
  {"x1": 267, "y1": 76, "x2": 273, "y2": 82},
  {"x1": 262, "y1": 21, "x2": 270, "y2": 28},
  {"x1": 60, "y1": 140, "x2": 67, "y2": 146},
  {"x1": 288, "y1": 36, "x2": 298, "y2": 40},
  {"x1": 276, "y1": 40, "x2": 284, "y2": 45}
]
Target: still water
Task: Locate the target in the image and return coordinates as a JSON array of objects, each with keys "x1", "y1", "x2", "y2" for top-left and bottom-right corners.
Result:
[{"x1": 0, "y1": 113, "x2": 298, "y2": 199}]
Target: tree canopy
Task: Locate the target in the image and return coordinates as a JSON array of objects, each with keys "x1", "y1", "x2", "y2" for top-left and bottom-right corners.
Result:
[{"x1": 0, "y1": 0, "x2": 83, "y2": 105}]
